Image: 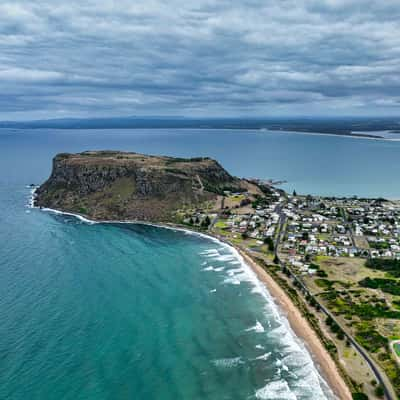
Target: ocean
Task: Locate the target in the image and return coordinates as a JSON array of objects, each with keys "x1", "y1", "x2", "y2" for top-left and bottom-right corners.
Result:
[{"x1": 1, "y1": 127, "x2": 399, "y2": 399}]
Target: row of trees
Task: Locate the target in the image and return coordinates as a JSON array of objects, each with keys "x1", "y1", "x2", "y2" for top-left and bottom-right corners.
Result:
[{"x1": 188, "y1": 215, "x2": 211, "y2": 228}]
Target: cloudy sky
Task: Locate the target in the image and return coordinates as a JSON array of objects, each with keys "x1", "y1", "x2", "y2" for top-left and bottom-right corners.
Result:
[{"x1": 1, "y1": 0, "x2": 400, "y2": 120}]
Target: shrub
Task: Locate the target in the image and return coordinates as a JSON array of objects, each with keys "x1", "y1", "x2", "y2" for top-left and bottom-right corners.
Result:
[
  {"x1": 351, "y1": 393, "x2": 368, "y2": 400},
  {"x1": 263, "y1": 237, "x2": 275, "y2": 252},
  {"x1": 355, "y1": 326, "x2": 388, "y2": 353},
  {"x1": 201, "y1": 216, "x2": 211, "y2": 228},
  {"x1": 337, "y1": 331, "x2": 345, "y2": 340},
  {"x1": 359, "y1": 277, "x2": 400, "y2": 296},
  {"x1": 365, "y1": 258, "x2": 400, "y2": 278},
  {"x1": 374, "y1": 385, "x2": 384, "y2": 398}
]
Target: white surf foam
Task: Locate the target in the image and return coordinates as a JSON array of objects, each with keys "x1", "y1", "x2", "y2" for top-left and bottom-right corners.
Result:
[
  {"x1": 255, "y1": 380, "x2": 297, "y2": 400},
  {"x1": 223, "y1": 277, "x2": 241, "y2": 285},
  {"x1": 200, "y1": 249, "x2": 220, "y2": 256},
  {"x1": 212, "y1": 357, "x2": 244, "y2": 368},
  {"x1": 255, "y1": 352, "x2": 271, "y2": 361},
  {"x1": 206, "y1": 244, "x2": 335, "y2": 399},
  {"x1": 202, "y1": 265, "x2": 224, "y2": 272},
  {"x1": 246, "y1": 320, "x2": 265, "y2": 333},
  {"x1": 27, "y1": 186, "x2": 38, "y2": 208},
  {"x1": 214, "y1": 254, "x2": 237, "y2": 262}
]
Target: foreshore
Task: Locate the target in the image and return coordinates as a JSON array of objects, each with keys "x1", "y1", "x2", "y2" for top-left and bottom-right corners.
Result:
[
  {"x1": 237, "y1": 248, "x2": 352, "y2": 400},
  {"x1": 32, "y1": 200, "x2": 352, "y2": 399}
]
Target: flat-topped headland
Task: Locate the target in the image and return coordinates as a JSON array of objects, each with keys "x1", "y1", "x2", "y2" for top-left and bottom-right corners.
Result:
[{"x1": 34, "y1": 151, "x2": 254, "y2": 221}]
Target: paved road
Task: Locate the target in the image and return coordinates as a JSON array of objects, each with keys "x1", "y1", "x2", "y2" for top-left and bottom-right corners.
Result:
[{"x1": 274, "y1": 201, "x2": 287, "y2": 253}]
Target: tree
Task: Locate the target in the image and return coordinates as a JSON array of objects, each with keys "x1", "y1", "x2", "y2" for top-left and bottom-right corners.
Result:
[
  {"x1": 273, "y1": 255, "x2": 280, "y2": 265},
  {"x1": 201, "y1": 215, "x2": 211, "y2": 228},
  {"x1": 316, "y1": 270, "x2": 328, "y2": 277},
  {"x1": 268, "y1": 240, "x2": 275, "y2": 252},
  {"x1": 188, "y1": 217, "x2": 194, "y2": 225},
  {"x1": 351, "y1": 394, "x2": 368, "y2": 400},
  {"x1": 293, "y1": 190, "x2": 297, "y2": 196},
  {"x1": 374, "y1": 385, "x2": 384, "y2": 398},
  {"x1": 330, "y1": 322, "x2": 340, "y2": 333},
  {"x1": 263, "y1": 237, "x2": 274, "y2": 252},
  {"x1": 337, "y1": 331, "x2": 345, "y2": 340},
  {"x1": 309, "y1": 297, "x2": 317, "y2": 308}
]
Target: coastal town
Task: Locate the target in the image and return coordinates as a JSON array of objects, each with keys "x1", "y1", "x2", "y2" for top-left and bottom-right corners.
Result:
[
  {"x1": 186, "y1": 186, "x2": 400, "y2": 263},
  {"x1": 181, "y1": 182, "x2": 400, "y2": 400}
]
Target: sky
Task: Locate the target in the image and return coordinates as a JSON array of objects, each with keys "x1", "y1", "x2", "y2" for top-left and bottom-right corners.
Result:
[{"x1": 0, "y1": 0, "x2": 400, "y2": 120}]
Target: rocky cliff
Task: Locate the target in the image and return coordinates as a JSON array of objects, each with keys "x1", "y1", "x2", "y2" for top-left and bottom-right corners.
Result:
[{"x1": 35, "y1": 151, "x2": 245, "y2": 221}]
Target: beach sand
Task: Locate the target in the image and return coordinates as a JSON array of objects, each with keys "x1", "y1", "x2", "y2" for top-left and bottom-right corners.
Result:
[{"x1": 239, "y1": 250, "x2": 352, "y2": 400}]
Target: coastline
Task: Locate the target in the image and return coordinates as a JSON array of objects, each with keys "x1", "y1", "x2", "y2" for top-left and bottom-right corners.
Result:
[
  {"x1": 265, "y1": 128, "x2": 400, "y2": 141},
  {"x1": 31, "y1": 196, "x2": 352, "y2": 399},
  {"x1": 9, "y1": 126, "x2": 400, "y2": 141},
  {"x1": 237, "y1": 249, "x2": 352, "y2": 400}
]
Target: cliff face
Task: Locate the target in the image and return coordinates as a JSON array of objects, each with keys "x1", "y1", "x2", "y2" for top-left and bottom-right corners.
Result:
[{"x1": 35, "y1": 151, "x2": 243, "y2": 221}]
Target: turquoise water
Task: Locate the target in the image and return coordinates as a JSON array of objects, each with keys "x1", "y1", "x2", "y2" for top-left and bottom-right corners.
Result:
[
  {"x1": 0, "y1": 193, "x2": 334, "y2": 400},
  {"x1": 1, "y1": 127, "x2": 399, "y2": 399}
]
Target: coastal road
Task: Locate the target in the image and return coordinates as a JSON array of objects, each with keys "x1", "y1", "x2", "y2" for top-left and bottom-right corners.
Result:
[
  {"x1": 274, "y1": 200, "x2": 287, "y2": 254},
  {"x1": 340, "y1": 206, "x2": 357, "y2": 248}
]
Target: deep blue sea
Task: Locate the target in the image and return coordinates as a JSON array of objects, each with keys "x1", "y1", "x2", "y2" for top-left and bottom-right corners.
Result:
[{"x1": 1, "y1": 128, "x2": 399, "y2": 400}]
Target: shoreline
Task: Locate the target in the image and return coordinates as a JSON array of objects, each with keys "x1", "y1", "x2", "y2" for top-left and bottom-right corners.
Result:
[
  {"x1": 8, "y1": 126, "x2": 400, "y2": 141},
  {"x1": 266, "y1": 128, "x2": 388, "y2": 141},
  {"x1": 237, "y1": 249, "x2": 352, "y2": 400},
  {"x1": 30, "y1": 197, "x2": 352, "y2": 399}
]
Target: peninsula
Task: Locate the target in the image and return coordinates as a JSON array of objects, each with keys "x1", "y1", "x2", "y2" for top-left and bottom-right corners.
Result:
[
  {"x1": 34, "y1": 151, "x2": 256, "y2": 221},
  {"x1": 35, "y1": 151, "x2": 400, "y2": 400}
]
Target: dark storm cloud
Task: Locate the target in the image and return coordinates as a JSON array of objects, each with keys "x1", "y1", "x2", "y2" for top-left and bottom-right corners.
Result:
[{"x1": 0, "y1": 0, "x2": 399, "y2": 119}]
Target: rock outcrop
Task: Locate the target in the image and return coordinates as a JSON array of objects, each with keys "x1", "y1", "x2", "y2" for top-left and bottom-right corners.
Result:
[{"x1": 35, "y1": 151, "x2": 245, "y2": 221}]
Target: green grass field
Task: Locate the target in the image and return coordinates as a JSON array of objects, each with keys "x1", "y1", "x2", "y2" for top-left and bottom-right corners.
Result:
[{"x1": 394, "y1": 342, "x2": 400, "y2": 357}]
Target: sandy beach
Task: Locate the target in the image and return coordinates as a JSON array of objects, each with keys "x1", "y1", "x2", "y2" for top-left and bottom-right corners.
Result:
[{"x1": 239, "y1": 249, "x2": 352, "y2": 400}]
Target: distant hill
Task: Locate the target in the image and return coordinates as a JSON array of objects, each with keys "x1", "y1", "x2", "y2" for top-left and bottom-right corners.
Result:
[{"x1": 1, "y1": 116, "x2": 400, "y2": 136}]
